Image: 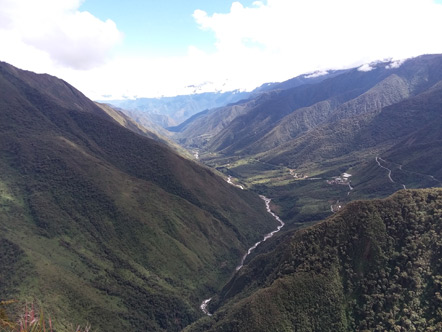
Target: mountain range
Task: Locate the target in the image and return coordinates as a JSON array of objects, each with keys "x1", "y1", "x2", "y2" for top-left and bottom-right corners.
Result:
[
  {"x1": 171, "y1": 54, "x2": 442, "y2": 225},
  {"x1": 103, "y1": 90, "x2": 251, "y2": 129},
  {"x1": 1, "y1": 53, "x2": 442, "y2": 332}
]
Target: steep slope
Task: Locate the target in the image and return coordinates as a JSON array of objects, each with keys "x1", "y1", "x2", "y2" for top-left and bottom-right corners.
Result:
[
  {"x1": 174, "y1": 54, "x2": 442, "y2": 159},
  {"x1": 0, "y1": 62, "x2": 277, "y2": 331},
  {"x1": 239, "y1": 77, "x2": 440, "y2": 226},
  {"x1": 174, "y1": 67, "x2": 388, "y2": 152},
  {"x1": 95, "y1": 102, "x2": 193, "y2": 158},
  {"x1": 250, "y1": 73, "x2": 411, "y2": 154},
  {"x1": 216, "y1": 56, "x2": 442, "y2": 155},
  {"x1": 186, "y1": 188, "x2": 442, "y2": 332},
  {"x1": 260, "y1": 77, "x2": 442, "y2": 168},
  {"x1": 347, "y1": 88, "x2": 442, "y2": 199}
]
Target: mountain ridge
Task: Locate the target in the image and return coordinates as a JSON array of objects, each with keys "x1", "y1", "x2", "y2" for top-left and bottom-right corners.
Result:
[
  {"x1": 0, "y1": 61, "x2": 278, "y2": 331},
  {"x1": 186, "y1": 188, "x2": 442, "y2": 332}
]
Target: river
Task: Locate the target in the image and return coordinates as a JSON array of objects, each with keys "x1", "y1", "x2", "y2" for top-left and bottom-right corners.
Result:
[{"x1": 200, "y1": 195, "x2": 285, "y2": 316}]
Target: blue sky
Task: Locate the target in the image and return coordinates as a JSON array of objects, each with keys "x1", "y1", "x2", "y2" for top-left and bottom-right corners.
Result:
[
  {"x1": 80, "y1": 1, "x2": 255, "y2": 56},
  {"x1": 2, "y1": 0, "x2": 442, "y2": 99}
]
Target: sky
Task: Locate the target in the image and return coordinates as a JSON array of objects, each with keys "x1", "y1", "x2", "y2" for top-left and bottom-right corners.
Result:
[{"x1": 1, "y1": 0, "x2": 442, "y2": 100}]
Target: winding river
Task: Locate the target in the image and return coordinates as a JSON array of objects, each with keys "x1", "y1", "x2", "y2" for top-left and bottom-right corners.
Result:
[{"x1": 200, "y1": 195, "x2": 285, "y2": 316}]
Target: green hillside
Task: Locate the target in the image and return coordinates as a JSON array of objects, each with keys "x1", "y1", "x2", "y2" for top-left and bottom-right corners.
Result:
[
  {"x1": 0, "y1": 62, "x2": 277, "y2": 331},
  {"x1": 186, "y1": 188, "x2": 442, "y2": 332}
]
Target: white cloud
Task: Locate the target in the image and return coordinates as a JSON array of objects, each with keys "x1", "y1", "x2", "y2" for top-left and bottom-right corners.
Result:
[
  {"x1": 0, "y1": 0, "x2": 122, "y2": 70},
  {"x1": 1, "y1": 0, "x2": 442, "y2": 99},
  {"x1": 304, "y1": 70, "x2": 329, "y2": 79},
  {"x1": 386, "y1": 59, "x2": 406, "y2": 70},
  {"x1": 358, "y1": 64, "x2": 375, "y2": 72},
  {"x1": 189, "y1": 0, "x2": 442, "y2": 88},
  {"x1": 72, "y1": 0, "x2": 442, "y2": 99}
]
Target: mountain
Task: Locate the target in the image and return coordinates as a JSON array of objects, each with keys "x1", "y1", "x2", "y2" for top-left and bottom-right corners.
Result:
[
  {"x1": 106, "y1": 69, "x2": 346, "y2": 132},
  {"x1": 0, "y1": 61, "x2": 278, "y2": 331},
  {"x1": 186, "y1": 188, "x2": 442, "y2": 332},
  {"x1": 94, "y1": 102, "x2": 193, "y2": 157},
  {"x1": 174, "y1": 55, "x2": 442, "y2": 156},
  {"x1": 171, "y1": 54, "x2": 442, "y2": 225},
  {"x1": 104, "y1": 90, "x2": 251, "y2": 128},
  {"x1": 250, "y1": 69, "x2": 350, "y2": 93}
]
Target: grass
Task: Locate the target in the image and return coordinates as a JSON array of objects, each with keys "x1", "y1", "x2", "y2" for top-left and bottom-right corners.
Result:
[
  {"x1": 203, "y1": 155, "x2": 363, "y2": 226},
  {"x1": 201, "y1": 140, "x2": 434, "y2": 228}
]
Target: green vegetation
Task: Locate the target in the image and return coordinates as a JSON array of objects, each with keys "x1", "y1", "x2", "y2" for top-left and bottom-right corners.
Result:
[
  {"x1": 187, "y1": 189, "x2": 442, "y2": 331},
  {"x1": 0, "y1": 61, "x2": 277, "y2": 331}
]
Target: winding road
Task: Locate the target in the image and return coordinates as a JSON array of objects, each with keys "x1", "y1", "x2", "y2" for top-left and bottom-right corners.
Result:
[
  {"x1": 376, "y1": 156, "x2": 395, "y2": 183},
  {"x1": 200, "y1": 195, "x2": 285, "y2": 316},
  {"x1": 382, "y1": 158, "x2": 442, "y2": 185},
  {"x1": 375, "y1": 156, "x2": 407, "y2": 189}
]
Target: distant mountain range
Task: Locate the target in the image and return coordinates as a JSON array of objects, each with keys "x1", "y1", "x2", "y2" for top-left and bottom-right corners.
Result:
[
  {"x1": 174, "y1": 55, "x2": 442, "y2": 156},
  {"x1": 103, "y1": 69, "x2": 348, "y2": 130},
  {"x1": 172, "y1": 54, "x2": 442, "y2": 224},
  {"x1": 103, "y1": 90, "x2": 251, "y2": 128},
  {"x1": 0, "y1": 61, "x2": 277, "y2": 331}
]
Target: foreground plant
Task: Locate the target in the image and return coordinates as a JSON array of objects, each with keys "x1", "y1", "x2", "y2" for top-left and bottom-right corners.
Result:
[
  {"x1": 0, "y1": 301, "x2": 90, "y2": 332},
  {"x1": 1, "y1": 300, "x2": 17, "y2": 331}
]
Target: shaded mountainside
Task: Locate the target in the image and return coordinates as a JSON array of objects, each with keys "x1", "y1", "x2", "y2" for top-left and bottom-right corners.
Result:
[
  {"x1": 94, "y1": 102, "x2": 193, "y2": 158},
  {"x1": 260, "y1": 77, "x2": 442, "y2": 168},
  {"x1": 0, "y1": 62, "x2": 277, "y2": 331},
  {"x1": 186, "y1": 188, "x2": 442, "y2": 332},
  {"x1": 333, "y1": 82, "x2": 442, "y2": 200}
]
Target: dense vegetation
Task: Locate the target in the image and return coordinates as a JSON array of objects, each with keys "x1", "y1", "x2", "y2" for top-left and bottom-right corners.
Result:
[
  {"x1": 186, "y1": 188, "x2": 442, "y2": 331},
  {"x1": 0, "y1": 61, "x2": 277, "y2": 331}
]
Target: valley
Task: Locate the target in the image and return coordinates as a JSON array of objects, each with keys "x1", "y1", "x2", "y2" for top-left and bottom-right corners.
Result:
[
  {"x1": 200, "y1": 192, "x2": 286, "y2": 317},
  {"x1": 1, "y1": 54, "x2": 442, "y2": 331},
  {"x1": 0, "y1": 62, "x2": 277, "y2": 331},
  {"x1": 168, "y1": 54, "x2": 442, "y2": 228}
]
